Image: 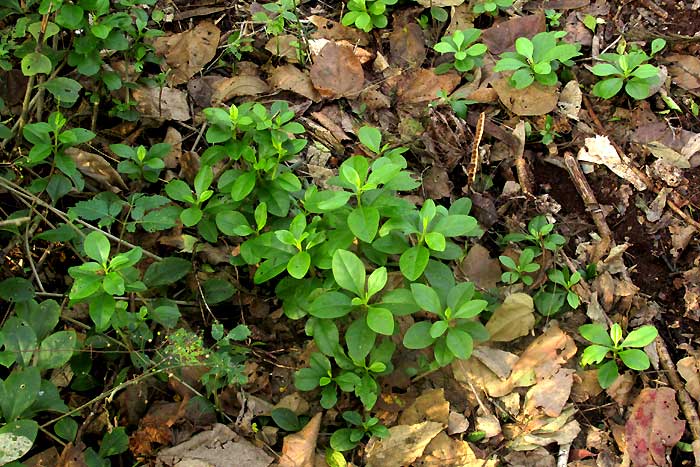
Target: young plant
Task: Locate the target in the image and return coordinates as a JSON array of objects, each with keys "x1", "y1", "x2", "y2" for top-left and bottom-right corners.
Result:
[
  {"x1": 111, "y1": 142, "x2": 171, "y2": 183},
  {"x1": 502, "y1": 215, "x2": 566, "y2": 253},
  {"x1": 590, "y1": 38, "x2": 665, "y2": 100},
  {"x1": 547, "y1": 268, "x2": 581, "y2": 308},
  {"x1": 342, "y1": 0, "x2": 398, "y2": 32},
  {"x1": 253, "y1": 0, "x2": 300, "y2": 36},
  {"x1": 537, "y1": 115, "x2": 559, "y2": 145},
  {"x1": 545, "y1": 9, "x2": 563, "y2": 28},
  {"x1": 330, "y1": 411, "x2": 389, "y2": 452},
  {"x1": 579, "y1": 323, "x2": 658, "y2": 388},
  {"x1": 165, "y1": 165, "x2": 215, "y2": 228},
  {"x1": 433, "y1": 28, "x2": 487, "y2": 74},
  {"x1": 499, "y1": 248, "x2": 540, "y2": 286},
  {"x1": 494, "y1": 31, "x2": 581, "y2": 88},
  {"x1": 429, "y1": 89, "x2": 472, "y2": 120},
  {"x1": 68, "y1": 231, "x2": 146, "y2": 331},
  {"x1": 473, "y1": 0, "x2": 513, "y2": 15},
  {"x1": 403, "y1": 281, "x2": 489, "y2": 367}
]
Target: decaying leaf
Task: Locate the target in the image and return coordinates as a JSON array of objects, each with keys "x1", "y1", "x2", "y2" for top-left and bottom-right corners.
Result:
[
  {"x1": 625, "y1": 388, "x2": 685, "y2": 467},
  {"x1": 456, "y1": 244, "x2": 502, "y2": 290},
  {"x1": 278, "y1": 413, "x2": 321, "y2": 467},
  {"x1": 557, "y1": 80, "x2": 582, "y2": 120},
  {"x1": 482, "y1": 13, "x2": 546, "y2": 55},
  {"x1": 485, "y1": 293, "x2": 535, "y2": 342},
  {"x1": 153, "y1": 21, "x2": 221, "y2": 86},
  {"x1": 365, "y1": 421, "x2": 444, "y2": 467},
  {"x1": 268, "y1": 64, "x2": 321, "y2": 101},
  {"x1": 210, "y1": 75, "x2": 270, "y2": 105},
  {"x1": 399, "y1": 388, "x2": 450, "y2": 425},
  {"x1": 132, "y1": 86, "x2": 190, "y2": 121},
  {"x1": 505, "y1": 406, "x2": 580, "y2": 451},
  {"x1": 415, "y1": 431, "x2": 497, "y2": 467},
  {"x1": 677, "y1": 356, "x2": 700, "y2": 402},
  {"x1": 389, "y1": 23, "x2": 426, "y2": 68},
  {"x1": 395, "y1": 68, "x2": 461, "y2": 104},
  {"x1": 65, "y1": 147, "x2": 127, "y2": 192},
  {"x1": 683, "y1": 267, "x2": 700, "y2": 320},
  {"x1": 523, "y1": 368, "x2": 574, "y2": 418},
  {"x1": 664, "y1": 54, "x2": 700, "y2": 93},
  {"x1": 509, "y1": 322, "x2": 577, "y2": 388},
  {"x1": 310, "y1": 41, "x2": 364, "y2": 99},
  {"x1": 492, "y1": 76, "x2": 559, "y2": 116},
  {"x1": 309, "y1": 15, "x2": 370, "y2": 45},
  {"x1": 577, "y1": 135, "x2": 648, "y2": 191}
]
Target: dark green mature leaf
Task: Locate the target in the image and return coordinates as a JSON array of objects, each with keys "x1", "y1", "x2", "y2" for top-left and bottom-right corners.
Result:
[
  {"x1": 43, "y1": 77, "x2": 82, "y2": 106},
  {"x1": 0, "y1": 277, "x2": 35, "y2": 302},
  {"x1": 202, "y1": 279, "x2": 235, "y2": 304},
  {"x1": 345, "y1": 318, "x2": 375, "y2": 362},
  {"x1": 0, "y1": 419, "x2": 38, "y2": 464},
  {"x1": 597, "y1": 359, "x2": 619, "y2": 389},
  {"x1": 37, "y1": 331, "x2": 77, "y2": 370},
  {"x1": 399, "y1": 245, "x2": 429, "y2": 281},
  {"x1": 0, "y1": 367, "x2": 41, "y2": 420},
  {"x1": 271, "y1": 408, "x2": 302, "y2": 432},
  {"x1": 144, "y1": 257, "x2": 192, "y2": 287},
  {"x1": 366, "y1": 306, "x2": 394, "y2": 335},
  {"x1": 68, "y1": 192, "x2": 125, "y2": 227},
  {"x1": 403, "y1": 321, "x2": 434, "y2": 349},
  {"x1": 309, "y1": 291, "x2": 353, "y2": 319},
  {"x1": 99, "y1": 427, "x2": 128, "y2": 457},
  {"x1": 348, "y1": 206, "x2": 379, "y2": 243},
  {"x1": 332, "y1": 250, "x2": 365, "y2": 297}
]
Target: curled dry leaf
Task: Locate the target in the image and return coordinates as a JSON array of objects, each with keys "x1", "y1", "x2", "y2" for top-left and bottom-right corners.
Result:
[
  {"x1": 509, "y1": 322, "x2": 577, "y2": 388},
  {"x1": 268, "y1": 65, "x2": 321, "y2": 102},
  {"x1": 505, "y1": 406, "x2": 580, "y2": 451},
  {"x1": 523, "y1": 368, "x2": 574, "y2": 418},
  {"x1": 210, "y1": 75, "x2": 270, "y2": 105},
  {"x1": 153, "y1": 21, "x2": 221, "y2": 86},
  {"x1": 683, "y1": 267, "x2": 700, "y2": 320},
  {"x1": 365, "y1": 421, "x2": 444, "y2": 467},
  {"x1": 278, "y1": 413, "x2": 321, "y2": 467},
  {"x1": 415, "y1": 431, "x2": 497, "y2": 467},
  {"x1": 65, "y1": 147, "x2": 127, "y2": 192},
  {"x1": 577, "y1": 135, "x2": 648, "y2": 191},
  {"x1": 625, "y1": 387, "x2": 685, "y2": 467},
  {"x1": 557, "y1": 80, "x2": 582, "y2": 120},
  {"x1": 485, "y1": 293, "x2": 535, "y2": 342}
]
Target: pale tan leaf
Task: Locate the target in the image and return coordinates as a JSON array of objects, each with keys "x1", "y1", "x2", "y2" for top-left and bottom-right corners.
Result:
[
  {"x1": 415, "y1": 431, "x2": 497, "y2": 467},
  {"x1": 492, "y1": 77, "x2": 559, "y2": 116},
  {"x1": 485, "y1": 293, "x2": 535, "y2": 342},
  {"x1": 577, "y1": 136, "x2": 648, "y2": 190},
  {"x1": 268, "y1": 65, "x2": 321, "y2": 102},
  {"x1": 153, "y1": 21, "x2": 221, "y2": 86},
  {"x1": 132, "y1": 86, "x2": 190, "y2": 121},
  {"x1": 278, "y1": 413, "x2": 322, "y2": 467},
  {"x1": 65, "y1": 147, "x2": 126, "y2": 191},
  {"x1": 399, "y1": 388, "x2": 449, "y2": 425},
  {"x1": 678, "y1": 356, "x2": 700, "y2": 402},
  {"x1": 310, "y1": 41, "x2": 364, "y2": 99},
  {"x1": 523, "y1": 368, "x2": 574, "y2": 418},
  {"x1": 211, "y1": 75, "x2": 269, "y2": 105},
  {"x1": 365, "y1": 421, "x2": 444, "y2": 467}
]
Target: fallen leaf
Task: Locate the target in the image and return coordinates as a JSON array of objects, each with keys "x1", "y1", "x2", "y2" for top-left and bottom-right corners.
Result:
[
  {"x1": 504, "y1": 447, "x2": 555, "y2": 467},
  {"x1": 132, "y1": 86, "x2": 190, "y2": 121},
  {"x1": 485, "y1": 293, "x2": 535, "y2": 342},
  {"x1": 309, "y1": 15, "x2": 370, "y2": 45},
  {"x1": 65, "y1": 147, "x2": 127, "y2": 192},
  {"x1": 605, "y1": 371, "x2": 635, "y2": 406},
  {"x1": 492, "y1": 76, "x2": 559, "y2": 116},
  {"x1": 310, "y1": 41, "x2": 364, "y2": 99},
  {"x1": 669, "y1": 221, "x2": 695, "y2": 258},
  {"x1": 422, "y1": 165, "x2": 452, "y2": 199},
  {"x1": 162, "y1": 127, "x2": 182, "y2": 169},
  {"x1": 211, "y1": 75, "x2": 270, "y2": 105},
  {"x1": 509, "y1": 322, "x2": 577, "y2": 388},
  {"x1": 447, "y1": 411, "x2": 469, "y2": 435},
  {"x1": 677, "y1": 356, "x2": 700, "y2": 402},
  {"x1": 266, "y1": 35, "x2": 303, "y2": 63},
  {"x1": 472, "y1": 346, "x2": 518, "y2": 380},
  {"x1": 664, "y1": 54, "x2": 700, "y2": 93},
  {"x1": 625, "y1": 388, "x2": 685, "y2": 467},
  {"x1": 683, "y1": 267, "x2": 700, "y2": 320},
  {"x1": 557, "y1": 79, "x2": 582, "y2": 120},
  {"x1": 399, "y1": 388, "x2": 450, "y2": 425},
  {"x1": 153, "y1": 21, "x2": 221, "y2": 86},
  {"x1": 279, "y1": 413, "x2": 322, "y2": 467},
  {"x1": 523, "y1": 368, "x2": 574, "y2": 418},
  {"x1": 56, "y1": 442, "x2": 87, "y2": 467},
  {"x1": 268, "y1": 64, "x2": 321, "y2": 101},
  {"x1": 415, "y1": 431, "x2": 497, "y2": 467},
  {"x1": 390, "y1": 23, "x2": 426, "y2": 68},
  {"x1": 365, "y1": 421, "x2": 444, "y2": 467},
  {"x1": 506, "y1": 406, "x2": 580, "y2": 450},
  {"x1": 577, "y1": 135, "x2": 648, "y2": 191},
  {"x1": 482, "y1": 13, "x2": 546, "y2": 55},
  {"x1": 415, "y1": 0, "x2": 463, "y2": 5},
  {"x1": 456, "y1": 244, "x2": 502, "y2": 290},
  {"x1": 645, "y1": 141, "x2": 691, "y2": 169},
  {"x1": 396, "y1": 68, "x2": 461, "y2": 104}
]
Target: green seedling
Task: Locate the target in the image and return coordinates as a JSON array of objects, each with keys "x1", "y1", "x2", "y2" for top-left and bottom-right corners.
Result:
[
  {"x1": 499, "y1": 248, "x2": 540, "y2": 286},
  {"x1": 494, "y1": 31, "x2": 581, "y2": 88},
  {"x1": 502, "y1": 215, "x2": 566, "y2": 253},
  {"x1": 545, "y1": 9, "x2": 563, "y2": 28},
  {"x1": 590, "y1": 38, "x2": 665, "y2": 100},
  {"x1": 342, "y1": 0, "x2": 398, "y2": 32},
  {"x1": 579, "y1": 323, "x2": 658, "y2": 388},
  {"x1": 547, "y1": 268, "x2": 581, "y2": 308},
  {"x1": 473, "y1": 0, "x2": 513, "y2": 16},
  {"x1": 111, "y1": 143, "x2": 170, "y2": 183},
  {"x1": 165, "y1": 165, "x2": 215, "y2": 228},
  {"x1": 433, "y1": 28, "x2": 488, "y2": 74},
  {"x1": 330, "y1": 411, "x2": 389, "y2": 451},
  {"x1": 403, "y1": 281, "x2": 489, "y2": 367}
]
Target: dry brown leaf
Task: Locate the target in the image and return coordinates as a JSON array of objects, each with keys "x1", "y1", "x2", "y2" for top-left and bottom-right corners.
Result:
[
  {"x1": 132, "y1": 86, "x2": 190, "y2": 121},
  {"x1": 472, "y1": 346, "x2": 518, "y2": 380},
  {"x1": 56, "y1": 442, "x2": 88, "y2": 467},
  {"x1": 162, "y1": 127, "x2": 182, "y2": 169},
  {"x1": 523, "y1": 368, "x2": 574, "y2": 418},
  {"x1": 415, "y1": 0, "x2": 463, "y2": 5},
  {"x1": 447, "y1": 411, "x2": 469, "y2": 435},
  {"x1": 557, "y1": 79, "x2": 582, "y2": 120},
  {"x1": 456, "y1": 244, "x2": 501, "y2": 290},
  {"x1": 625, "y1": 388, "x2": 685, "y2": 467},
  {"x1": 605, "y1": 371, "x2": 635, "y2": 406},
  {"x1": 396, "y1": 68, "x2": 461, "y2": 104},
  {"x1": 482, "y1": 13, "x2": 546, "y2": 55},
  {"x1": 422, "y1": 165, "x2": 452, "y2": 199},
  {"x1": 415, "y1": 431, "x2": 497, "y2": 467},
  {"x1": 504, "y1": 447, "x2": 555, "y2": 467},
  {"x1": 677, "y1": 356, "x2": 700, "y2": 402},
  {"x1": 211, "y1": 75, "x2": 269, "y2": 105},
  {"x1": 365, "y1": 421, "x2": 444, "y2": 467},
  {"x1": 390, "y1": 23, "x2": 426, "y2": 68},
  {"x1": 492, "y1": 76, "x2": 559, "y2": 116},
  {"x1": 268, "y1": 65, "x2": 321, "y2": 101},
  {"x1": 669, "y1": 222, "x2": 695, "y2": 258},
  {"x1": 506, "y1": 406, "x2": 580, "y2": 451},
  {"x1": 399, "y1": 388, "x2": 449, "y2": 425},
  {"x1": 509, "y1": 322, "x2": 577, "y2": 388},
  {"x1": 278, "y1": 412, "x2": 321, "y2": 467},
  {"x1": 310, "y1": 41, "x2": 364, "y2": 99},
  {"x1": 485, "y1": 293, "x2": 535, "y2": 342},
  {"x1": 65, "y1": 147, "x2": 127, "y2": 192},
  {"x1": 153, "y1": 21, "x2": 221, "y2": 86},
  {"x1": 577, "y1": 135, "x2": 648, "y2": 190},
  {"x1": 265, "y1": 35, "x2": 303, "y2": 63},
  {"x1": 571, "y1": 370, "x2": 603, "y2": 403},
  {"x1": 665, "y1": 54, "x2": 700, "y2": 93},
  {"x1": 453, "y1": 353, "x2": 514, "y2": 397},
  {"x1": 309, "y1": 15, "x2": 370, "y2": 45},
  {"x1": 683, "y1": 267, "x2": 700, "y2": 320}
]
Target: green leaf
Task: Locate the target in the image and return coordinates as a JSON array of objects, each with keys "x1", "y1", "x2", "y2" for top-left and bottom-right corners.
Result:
[
  {"x1": 231, "y1": 171, "x2": 257, "y2": 201},
  {"x1": 55, "y1": 417, "x2": 78, "y2": 442},
  {"x1": 0, "y1": 367, "x2": 40, "y2": 420},
  {"x1": 515, "y1": 37, "x2": 533, "y2": 60},
  {"x1": 99, "y1": 427, "x2": 128, "y2": 457},
  {"x1": 579, "y1": 324, "x2": 614, "y2": 347},
  {"x1": 271, "y1": 408, "x2": 301, "y2": 432},
  {"x1": 425, "y1": 231, "x2": 446, "y2": 251},
  {"x1": 651, "y1": 38, "x2": 666, "y2": 56},
  {"x1": 216, "y1": 211, "x2": 254, "y2": 236},
  {"x1": 21, "y1": 52, "x2": 52, "y2": 76},
  {"x1": 625, "y1": 78, "x2": 650, "y2": 100},
  {"x1": 403, "y1": 321, "x2": 435, "y2": 349},
  {"x1": 312, "y1": 318, "x2": 340, "y2": 355},
  {"x1": 43, "y1": 77, "x2": 82, "y2": 106},
  {"x1": 288, "y1": 251, "x2": 311, "y2": 279},
  {"x1": 410, "y1": 283, "x2": 442, "y2": 314},
  {"x1": 366, "y1": 306, "x2": 394, "y2": 335},
  {"x1": 83, "y1": 231, "x2": 110, "y2": 264},
  {"x1": 295, "y1": 368, "x2": 321, "y2": 391},
  {"x1": 332, "y1": 249, "x2": 366, "y2": 297},
  {"x1": 618, "y1": 349, "x2": 650, "y2": 371},
  {"x1": 37, "y1": 331, "x2": 77, "y2": 370},
  {"x1": 202, "y1": 279, "x2": 235, "y2": 304},
  {"x1": 0, "y1": 419, "x2": 38, "y2": 464},
  {"x1": 399, "y1": 245, "x2": 429, "y2": 281},
  {"x1": 366, "y1": 267, "x2": 387, "y2": 299},
  {"x1": 494, "y1": 57, "x2": 527, "y2": 72},
  {"x1": 358, "y1": 126, "x2": 382, "y2": 154},
  {"x1": 580, "y1": 344, "x2": 610, "y2": 366},
  {"x1": 592, "y1": 77, "x2": 624, "y2": 99},
  {"x1": 309, "y1": 292, "x2": 353, "y2": 319},
  {"x1": 597, "y1": 359, "x2": 619, "y2": 389},
  {"x1": 143, "y1": 257, "x2": 191, "y2": 287},
  {"x1": 165, "y1": 179, "x2": 193, "y2": 203},
  {"x1": 330, "y1": 428, "x2": 357, "y2": 452},
  {"x1": 430, "y1": 320, "x2": 449, "y2": 338},
  {"x1": 446, "y1": 328, "x2": 473, "y2": 360},
  {"x1": 180, "y1": 206, "x2": 203, "y2": 227},
  {"x1": 0, "y1": 278, "x2": 35, "y2": 303},
  {"x1": 590, "y1": 63, "x2": 620, "y2": 77},
  {"x1": 621, "y1": 325, "x2": 658, "y2": 348},
  {"x1": 89, "y1": 293, "x2": 115, "y2": 331},
  {"x1": 348, "y1": 206, "x2": 379, "y2": 243},
  {"x1": 345, "y1": 318, "x2": 375, "y2": 362}
]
